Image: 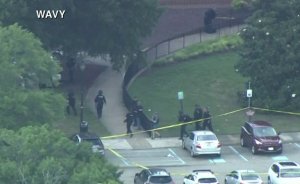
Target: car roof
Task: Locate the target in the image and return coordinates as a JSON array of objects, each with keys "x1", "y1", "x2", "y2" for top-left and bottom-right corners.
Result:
[
  {"x1": 193, "y1": 170, "x2": 216, "y2": 178},
  {"x1": 247, "y1": 120, "x2": 272, "y2": 127},
  {"x1": 275, "y1": 161, "x2": 300, "y2": 168},
  {"x1": 147, "y1": 168, "x2": 170, "y2": 176},
  {"x1": 192, "y1": 130, "x2": 216, "y2": 136}
]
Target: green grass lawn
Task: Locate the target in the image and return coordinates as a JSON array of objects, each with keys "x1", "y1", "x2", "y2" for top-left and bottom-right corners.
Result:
[{"x1": 129, "y1": 51, "x2": 300, "y2": 137}]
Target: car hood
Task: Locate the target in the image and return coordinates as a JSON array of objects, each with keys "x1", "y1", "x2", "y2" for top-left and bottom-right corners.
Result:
[{"x1": 256, "y1": 136, "x2": 280, "y2": 143}]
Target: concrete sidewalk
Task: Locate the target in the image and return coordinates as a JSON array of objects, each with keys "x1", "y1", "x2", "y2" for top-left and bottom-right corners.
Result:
[{"x1": 102, "y1": 132, "x2": 300, "y2": 150}]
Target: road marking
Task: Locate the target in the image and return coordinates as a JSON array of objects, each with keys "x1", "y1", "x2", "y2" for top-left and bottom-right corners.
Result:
[
  {"x1": 295, "y1": 143, "x2": 300, "y2": 148},
  {"x1": 168, "y1": 148, "x2": 186, "y2": 165},
  {"x1": 272, "y1": 156, "x2": 288, "y2": 161},
  {"x1": 209, "y1": 158, "x2": 226, "y2": 163},
  {"x1": 108, "y1": 148, "x2": 131, "y2": 166},
  {"x1": 229, "y1": 146, "x2": 248, "y2": 162}
]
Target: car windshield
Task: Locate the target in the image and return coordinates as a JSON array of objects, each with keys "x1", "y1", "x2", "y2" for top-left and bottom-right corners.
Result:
[
  {"x1": 280, "y1": 168, "x2": 300, "y2": 178},
  {"x1": 198, "y1": 178, "x2": 217, "y2": 183},
  {"x1": 197, "y1": 135, "x2": 217, "y2": 141},
  {"x1": 241, "y1": 173, "x2": 259, "y2": 180},
  {"x1": 149, "y1": 176, "x2": 172, "y2": 183},
  {"x1": 253, "y1": 127, "x2": 277, "y2": 137},
  {"x1": 85, "y1": 138, "x2": 103, "y2": 147}
]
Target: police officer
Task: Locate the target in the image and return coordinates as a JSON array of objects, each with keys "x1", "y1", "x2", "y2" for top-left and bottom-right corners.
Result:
[
  {"x1": 66, "y1": 92, "x2": 77, "y2": 116},
  {"x1": 193, "y1": 104, "x2": 203, "y2": 130},
  {"x1": 178, "y1": 111, "x2": 191, "y2": 140},
  {"x1": 202, "y1": 107, "x2": 213, "y2": 132},
  {"x1": 124, "y1": 110, "x2": 134, "y2": 137},
  {"x1": 94, "y1": 90, "x2": 106, "y2": 119}
]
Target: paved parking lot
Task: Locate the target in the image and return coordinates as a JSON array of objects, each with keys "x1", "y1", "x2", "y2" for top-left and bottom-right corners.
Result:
[{"x1": 105, "y1": 142, "x2": 300, "y2": 184}]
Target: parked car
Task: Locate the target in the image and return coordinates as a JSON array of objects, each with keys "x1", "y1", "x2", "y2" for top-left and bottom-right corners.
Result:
[
  {"x1": 268, "y1": 161, "x2": 300, "y2": 184},
  {"x1": 183, "y1": 169, "x2": 219, "y2": 184},
  {"x1": 224, "y1": 170, "x2": 263, "y2": 184},
  {"x1": 182, "y1": 130, "x2": 221, "y2": 157},
  {"x1": 134, "y1": 168, "x2": 175, "y2": 184},
  {"x1": 240, "y1": 121, "x2": 282, "y2": 154},
  {"x1": 71, "y1": 132, "x2": 105, "y2": 156}
]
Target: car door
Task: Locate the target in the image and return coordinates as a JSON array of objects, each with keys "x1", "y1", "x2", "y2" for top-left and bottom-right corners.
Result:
[
  {"x1": 244, "y1": 124, "x2": 253, "y2": 146},
  {"x1": 269, "y1": 164, "x2": 279, "y2": 184},
  {"x1": 135, "y1": 170, "x2": 147, "y2": 184},
  {"x1": 187, "y1": 133, "x2": 195, "y2": 151}
]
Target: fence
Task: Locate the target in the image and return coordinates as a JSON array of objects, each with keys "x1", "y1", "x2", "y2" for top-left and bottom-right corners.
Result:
[{"x1": 122, "y1": 10, "x2": 250, "y2": 134}]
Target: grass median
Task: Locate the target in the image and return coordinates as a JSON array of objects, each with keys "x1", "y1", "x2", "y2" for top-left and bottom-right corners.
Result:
[{"x1": 129, "y1": 51, "x2": 300, "y2": 137}]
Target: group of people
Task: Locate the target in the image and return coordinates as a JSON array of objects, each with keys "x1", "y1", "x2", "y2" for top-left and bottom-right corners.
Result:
[{"x1": 178, "y1": 104, "x2": 214, "y2": 140}]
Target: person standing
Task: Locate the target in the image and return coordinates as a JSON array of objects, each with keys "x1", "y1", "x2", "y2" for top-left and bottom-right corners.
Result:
[
  {"x1": 202, "y1": 107, "x2": 214, "y2": 132},
  {"x1": 94, "y1": 90, "x2": 106, "y2": 119},
  {"x1": 136, "y1": 101, "x2": 144, "y2": 130},
  {"x1": 193, "y1": 104, "x2": 203, "y2": 130},
  {"x1": 124, "y1": 110, "x2": 134, "y2": 138},
  {"x1": 66, "y1": 92, "x2": 77, "y2": 116},
  {"x1": 151, "y1": 112, "x2": 161, "y2": 139},
  {"x1": 178, "y1": 111, "x2": 191, "y2": 140},
  {"x1": 132, "y1": 96, "x2": 139, "y2": 127}
]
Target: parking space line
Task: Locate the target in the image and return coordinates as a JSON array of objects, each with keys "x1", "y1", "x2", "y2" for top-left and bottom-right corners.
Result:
[
  {"x1": 209, "y1": 158, "x2": 226, "y2": 163},
  {"x1": 294, "y1": 143, "x2": 300, "y2": 148},
  {"x1": 108, "y1": 148, "x2": 131, "y2": 166},
  {"x1": 168, "y1": 148, "x2": 186, "y2": 165},
  {"x1": 229, "y1": 146, "x2": 248, "y2": 162}
]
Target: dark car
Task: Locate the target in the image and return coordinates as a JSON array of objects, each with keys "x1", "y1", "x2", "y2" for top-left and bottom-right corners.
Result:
[
  {"x1": 71, "y1": 132, "x2": 105, "y2": 156},
  {"x1": 134, "y1": 168, "x2": 175, "y2": 184},
  {"x1": 240, "y1": 121, "x2": 282, "y2": 154}
]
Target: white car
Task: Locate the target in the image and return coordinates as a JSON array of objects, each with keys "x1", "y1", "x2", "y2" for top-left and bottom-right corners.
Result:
[
  {"x1": 225, "y1": 170, "x2": 263, "y2": 184},
  {"x1": 268, "y1": 161, "x2": 300, "y2": 184},
  {"x1": 182, "y1": 131, "x2": 221, "y2": 157},
  {"x1": 183, "y1": 170, "x2": 219, "y2": 184}
]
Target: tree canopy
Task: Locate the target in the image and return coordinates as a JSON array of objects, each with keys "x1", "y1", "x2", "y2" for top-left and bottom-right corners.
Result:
[
  {"x1": 0, "y1": 24, "x2": 65, "y2": 129},
  {"x1": 0, "y1": 125, "x2": 122, "y2": 184},
  {"x1": 236, "y1": 0, "x2": 300, "y2": 110},
  {"x1": 0, "y1": 0, "x2": 161, "y2": 69}
]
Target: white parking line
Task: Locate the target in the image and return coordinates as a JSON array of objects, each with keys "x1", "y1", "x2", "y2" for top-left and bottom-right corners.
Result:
[
  {"x1": 295, "y1": 143, "x2": 300, "y2": 148},
  {"x1": 168, "y1": 148, "x2": 186, "y2": 165},
  {"x1": 229, "y1": 146, "x2": 248, "y2": 162}
]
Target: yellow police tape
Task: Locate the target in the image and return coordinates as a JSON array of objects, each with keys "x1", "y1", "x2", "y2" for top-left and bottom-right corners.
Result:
[
  {"x1": 101, "y1": 107, "x2": 248, "y2": 139},
  {"x1": 101, "y1": 107, "x2": 300, "y2": 139}
]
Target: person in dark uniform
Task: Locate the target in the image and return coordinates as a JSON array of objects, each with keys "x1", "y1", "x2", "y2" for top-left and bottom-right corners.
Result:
[
  {"x1": 202, "y1": 107, "x2": 213, "y2": 132},
  {"x1": 132, "y1": 96, "x2": 139, "y2": 127},
  {"x1": 124, "y1": 110, "x2": 134, "y2": 137},
  {"x1": 193, "y1": 104, "x2": 203, "y2": 130},
  {"x1": 94, "y1": 90, "x2": 106, "y2": 119},
  {"x1": 178, "y1": 111, "x2": 191, "y2": 140},
  {"x1": 66, "y1": 92, "x2": 77, "y2": 115},
  {"x1": 136, "y1": 101, "x2": 144, "y2": 130}
]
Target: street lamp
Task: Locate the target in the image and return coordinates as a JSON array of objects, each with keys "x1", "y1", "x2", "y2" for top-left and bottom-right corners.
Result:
[{"x1": 79, "y1": 60, "x2": 86, "y2": 124}]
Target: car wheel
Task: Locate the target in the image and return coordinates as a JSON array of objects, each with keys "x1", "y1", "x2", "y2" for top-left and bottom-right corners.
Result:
[
  {"x1": 240, "y1": 137, "x2": 245, "y2": 147},
  {"x1": 251, "y1": 145, "x2": 257, "y2": 154},
  {"x1": 182, "y1": 140, "x2": 186, "y2": 150},
  {"x1": 190, "y1": 148, "x2": 195, "y2": 157}
]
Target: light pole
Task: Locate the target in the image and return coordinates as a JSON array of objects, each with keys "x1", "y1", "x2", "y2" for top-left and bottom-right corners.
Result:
[
  {"x1": 79, "y1": 60, "x2": 86, "y2": 124},
  {"x1": 177, "y1": 91, "x2": 184, "y2": 113}
]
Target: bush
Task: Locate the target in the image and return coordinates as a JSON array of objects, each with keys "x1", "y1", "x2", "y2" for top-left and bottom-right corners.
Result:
[{"x1": 154, "y1": 35, "x2": 243, "y2": 66}]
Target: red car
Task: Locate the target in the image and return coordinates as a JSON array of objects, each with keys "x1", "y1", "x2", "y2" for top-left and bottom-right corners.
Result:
[{"x1": 240, "y1": 120, "x2": 282, "y2": 154}]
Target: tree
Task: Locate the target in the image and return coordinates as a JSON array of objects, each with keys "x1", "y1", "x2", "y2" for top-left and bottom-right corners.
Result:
[
  {"x1": 0, "y1": 0, "x2": 161, "y2": 69},
  {"x1": 0, "y1": 24, "x2": 66, "y2": 129},
  {"x1": 0, "y1": 125, "x2": 122, "y2": 183},
  {"x1": 236, "y1": 0, "x2": 300, "y2": 110}
]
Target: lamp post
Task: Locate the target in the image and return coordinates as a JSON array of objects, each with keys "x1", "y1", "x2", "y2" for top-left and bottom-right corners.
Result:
[
  {"x1": 79, "y1": 60, "x2": 86, "y2": 124},
  {"x1": 177, "y1": 91, "x2": 184, "y2": 113}
]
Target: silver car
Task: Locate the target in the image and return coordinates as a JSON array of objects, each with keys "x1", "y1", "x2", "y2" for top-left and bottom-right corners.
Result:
[
  {"x1": 225, "y1": 170, "x2": 263, "y2": 184},
  {"x1": 182, "y1": 131, "x2": 221, "y2": 157}
]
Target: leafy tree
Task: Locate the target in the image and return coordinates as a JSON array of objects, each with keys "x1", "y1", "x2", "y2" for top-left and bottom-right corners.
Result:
[
  {"x1": 0, "y1": 24, "x2": 65, "y2": 129},
  {"x1": 0, "y1": 125, "x2": 122, "y2": 184},
  {"x1": 236, "y1": 0, "x2": 300, "y2": 110},
  {"x1": 0, "y1": 0, "x2": 161, "y2": 69}
]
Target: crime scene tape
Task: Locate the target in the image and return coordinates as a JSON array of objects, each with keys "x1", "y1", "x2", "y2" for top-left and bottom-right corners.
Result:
[
  {"x1": 101, "y1": 107, "x2": 248, "y2": 139},
  {"x1": 101, "y1": 107, "x2": 300, "y2": 139},
  {"x1": 253, "y1": 107, "x2": 300, "y2": 116}
]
